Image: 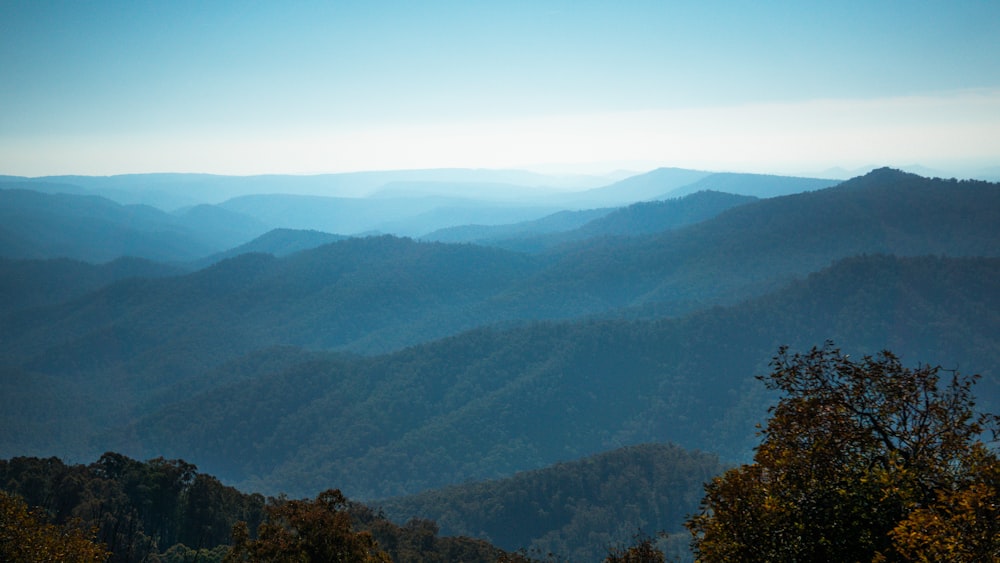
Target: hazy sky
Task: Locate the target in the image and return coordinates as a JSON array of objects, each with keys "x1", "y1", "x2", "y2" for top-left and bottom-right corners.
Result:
[{"x1": 2, "y1": 1, "x2": 999, "y2": 177}]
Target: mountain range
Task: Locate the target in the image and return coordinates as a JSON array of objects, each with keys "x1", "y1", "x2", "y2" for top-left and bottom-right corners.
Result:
[
  {"x1": 1, "y1": 166, "x2": 997, "y2": 560},
  {"x1": 0, "y1": 168, "x2": 838, "y2": 261}
]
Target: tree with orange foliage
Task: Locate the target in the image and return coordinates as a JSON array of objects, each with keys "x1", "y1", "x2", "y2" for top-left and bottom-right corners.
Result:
[
  {"x1": 687, "y1": 344, "x2": 1000, "y2": 562},
  {"x1": 225, "y1": 488, "x2": 390, "y2": 562},
  {"x1": 0, "y1": 490, "x2": 109, "y2": 562}
]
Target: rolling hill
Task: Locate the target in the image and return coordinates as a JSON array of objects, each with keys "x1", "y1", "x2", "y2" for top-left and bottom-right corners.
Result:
[
  {"x1": 104, "y1": 254, "x2": 1000, "y2": 501},
  {"x1": 0, "y1": 168, "x2": 836, "y2": 261},
  {"x1": 0, "y1": 257, "x2": 186, "y2": 314},
  {"x1": 2, "y1": 168, "x2": 616, "y2": 208},
  {"x1": 523, "y1": 168, "x2": 1000, "y2": 316},
  {"x1": 378, "y1": 443, "x2": 724, "y2": 562},
  {"x1": 6, "y1": 169, "x2": 994, "y2": 374},
  {"x1": 0, "y1": 189, "x2": 267, "y2": 262},
  {"x1": 483, "y1": 190, "x2": 758, "y2": 253},
  {"x1": 422, "y1": 190, "x2": 757, "y2": 249},
  {"x1": 420, "y1": 207, "x2": 614, "y2": 244},
  {"x1": 1, "y1": 168, "x2": 997, "y2": 509},
  {"x1": 217, "y1": 192, "x2": 566, "y2": 237},
  {"x1": 662, "y1": 172, "x2": 837, "y2": 198},
  {"x1": 564, "y1": 167, "x2": 713, "y2": 206},
  {"x1": 195, "y1": 228, "x2": 348, "y2": 266}
]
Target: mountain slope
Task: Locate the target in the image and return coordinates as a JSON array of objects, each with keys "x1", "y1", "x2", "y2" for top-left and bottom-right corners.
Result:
[
  {"x1": 420, "y1": 207, "x2": 613, "y2": 244},
  {"x1": 108, "y1": 255, "x2": 1000, "y2": 500},
  {"x1": 378, "y1": 443, "x2": 724, "y2": 562},
  {"x1": 0, "y1": 179, "x2": 88, "y2": 195},
  {"x1": 663, "y1": 172, "x2": 837, "y2": 198},
  {"x1": 525, "y1": 168, "x2": 1000, "y2": 316},
  {"x1": 430, "y1": 190, "x2": 756, "y2": 252},
  {"x1": 9, "y1": 169, "x2": 996, "y2": 376},
  {"x1": 0, "y1": 189, "x2": 266, "y2": 262},
  {"x1": 3, "y1": 170, "x2": 998, "y2": 496},
  {"x1": 0, "y1": 257, "x2": 186, "y2": 315},
  {"x1": 0, "y1": 236, "x2": 542, "y2": 373},
  {"x1": 17, "y1": 168, "x2": 613, "y2": 208},
  {"x1": 565, "y1": 167, "x2": 713, "y2": 206},
  {"x1": 171, "y1": 204, "x2": 270, "y2": 250},
  {"x1": 218, "y1": 193, "x2": 563, "y2": 237},
  {"x1": 3, "y1": 170, "x2": 997, "y2": 372},
  {"x1": 195, "y1": 228, "x2": 348, "y2": 266},
  {"x1": 572, "y1": 191, "x2": 756, "y2": 237}
]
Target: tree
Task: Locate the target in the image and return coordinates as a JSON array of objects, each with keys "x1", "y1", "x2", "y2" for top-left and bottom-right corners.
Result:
[
  {"x1": 686, "y1": 343, "x2": 1000, "y2": 562},
  {"x1": 888, "y1": 443, "x2": 1000, "y2": 561},
  {"x1": 0, "y1": 490, "x2": 109, "y2": 562},
  {"x1": 604, "y1": 532, "x2": 667, "y2": 563},
  {"x1": 225, "y1": 489, "x2": 391, "y2": 562}
]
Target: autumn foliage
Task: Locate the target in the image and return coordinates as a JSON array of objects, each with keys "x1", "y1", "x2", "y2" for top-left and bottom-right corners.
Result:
[
  {"x1": 687, "y1": 344, "x2": 1000, "y2": 561},
  {"x1": 0, "y1": 490, "x2": 109, "y2": 562}
]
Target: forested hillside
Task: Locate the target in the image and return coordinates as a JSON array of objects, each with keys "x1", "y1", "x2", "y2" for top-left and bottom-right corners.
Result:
[
  {"x1": 527, "y1": 169, "x2": 999, "y2": 318},
  {"x1": 1, "y1": 169, "x2": 997, "y2": 561},
  {"x1": 0, "y1": 453, "x2": 508, "y2": 563},
  {"x1": 662, "y1": 172, "x2": 836, "y2": 198},
  {"x1": 107, "y1": 255, "x2": 1000, "y2": 500},
  {"x1": 562, "y1": 167, "x2": 713, "y2": 206},
  {"x1": 0, "y1": 189, "x2": 268, "y2": 262},
  {"x1": 421, "y1": 207, "x2": 614, "y2": 244},
  {"x1": 195, "y1": 228, "x2": 347, "y2": 266},
  {"x1": 477, "y1": 190, "x2": 757, "y2": 253},
  {"x1": 218, "y1": 192, "x2": 565, "y2": 238},
  {"x1": 378, "y1": 443, "x2": 724, "y2": 562},
  {"x1": 569, "y1": 190, "x2": 756, "y2": 238},
  {"x1": 3, "y1": 170, "x2": 994, "y2": 368},
  {"x1": 0, "y1": 257, "x2": 185, "y2": 314}
]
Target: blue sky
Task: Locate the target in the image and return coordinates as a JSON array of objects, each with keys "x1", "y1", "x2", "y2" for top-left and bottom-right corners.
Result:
[{"x1": 2, "y1": 1, "x2": 999, "y2": 177}]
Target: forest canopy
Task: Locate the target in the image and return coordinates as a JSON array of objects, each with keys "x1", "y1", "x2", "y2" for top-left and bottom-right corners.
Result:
[
  {"x1": 687, "y1": 344, "x2": 1000, "y2": 562},
  {"x1": 2, "y1": 344, "x2": 998, "y2": 561}
]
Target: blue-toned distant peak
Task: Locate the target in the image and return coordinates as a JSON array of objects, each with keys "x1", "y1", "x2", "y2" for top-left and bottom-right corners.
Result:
[
  {"x1": 663, "y1": 173, "x2": 839, "y2": 199},
  {"x1": 830, "y1": 167, "x2": 999, "y2": 194},
  {"x1": 567, "y1": 167, "x2": 714, "y2": 207}
]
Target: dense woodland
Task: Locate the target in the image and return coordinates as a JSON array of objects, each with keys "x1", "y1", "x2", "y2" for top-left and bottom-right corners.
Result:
[
  {"x1": 1, "y1": 167, "x2": 998, "y2": 560},
  {"x1": 0, "y1": 454, "x2": 507, "y2": 562},
  {"x1": 4, "y1": 252, "x2": 994, "y2": 501},
  {"x1": 377, "y1": 443, "x2": 724, "y2": 561}
]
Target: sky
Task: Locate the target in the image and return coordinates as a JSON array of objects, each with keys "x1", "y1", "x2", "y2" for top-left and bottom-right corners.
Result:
[{"x1": 2, "y1": 0, "x2": 1000, "y2": 178}]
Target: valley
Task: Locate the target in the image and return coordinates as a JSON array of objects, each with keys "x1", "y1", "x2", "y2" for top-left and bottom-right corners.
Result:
[{"x1": 1, "y1": 166, "x2": 998, "y2": 560}]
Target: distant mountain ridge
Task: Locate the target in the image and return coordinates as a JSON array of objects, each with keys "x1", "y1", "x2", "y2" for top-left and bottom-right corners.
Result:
[
  {"x1": 195, "y1": 228, "x2": 348, "y2": 267},
  {"x1": 421, "y1": 190, "x2": 756, "y2": 248},
  {"x1": 663, "y1": 172, "x2": 837, "y2": 198},
  {"x1": 0, "y1": 189, "x2": 268, "y2": 263},
  {"x1": 527, "y1": 168, "x2": 1000, "y2": 315},
  {"x1": 1, "y1": 167, "x2": 843, "y2": 259},
  {"x1": 0, "y1": 168, "x2": 622, "y2": 209},
  {"x1": 3, "y1": 169, "x2": 996, "y2": 368},
  {"x1": 574, "y1": 191, "x2": 756, "y2": 236},
  {"x1": 216, "y1": 193, "x2": 565, "y2": 237},
  {"x1": 564, "y1": 167, "x2": 713, "y2": 206},
  {"x1": 420, "y1": 208, "x2": 614, "y2": 244}
]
